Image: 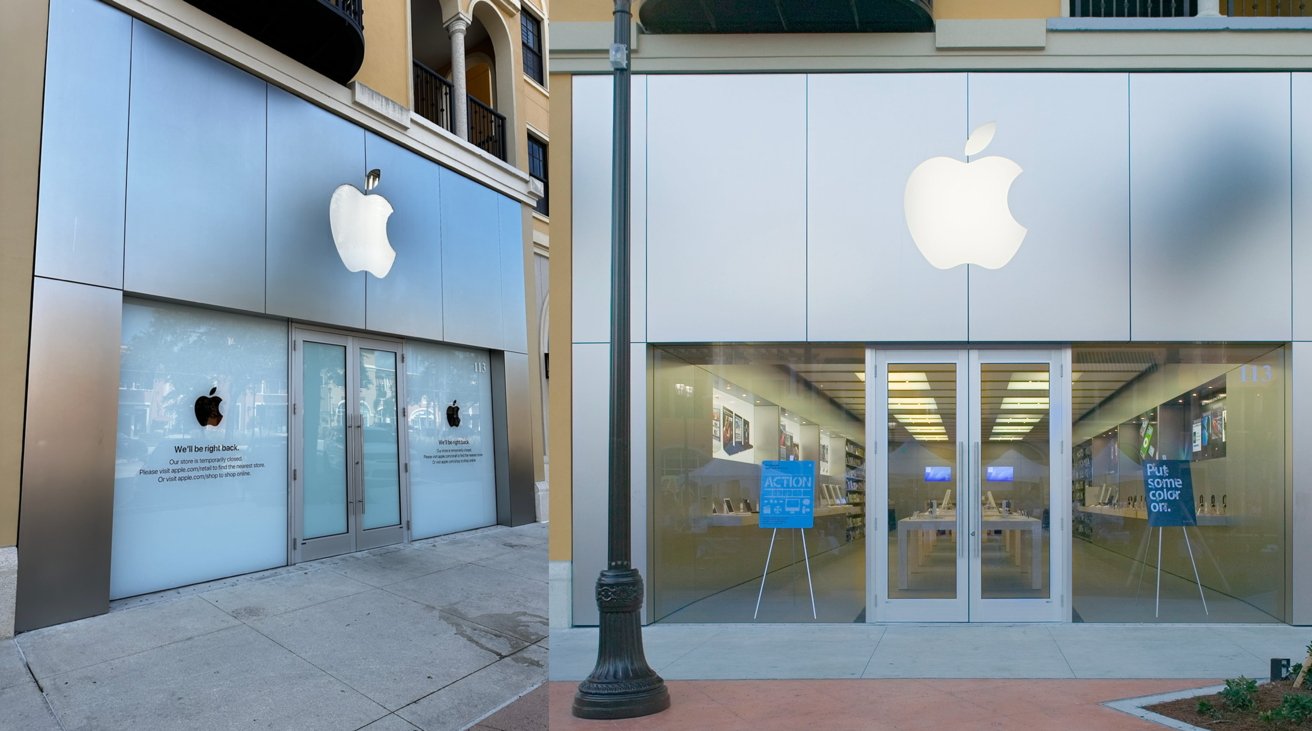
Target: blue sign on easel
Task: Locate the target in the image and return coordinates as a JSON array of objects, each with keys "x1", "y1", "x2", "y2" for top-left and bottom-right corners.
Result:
[
  {"x1": 1144, "y1": 460, "x2": 1196, "y2": 528},
  {"x1": 1142, "y1": 459, "x2": 1207, "y2": 617},
  {"x1": 759, "y1": 460, "x2": 815, "y2": 529}
]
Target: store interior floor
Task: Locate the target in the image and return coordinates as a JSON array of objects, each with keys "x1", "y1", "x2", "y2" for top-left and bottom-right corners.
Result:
[{"x1": 656, "y1": 531, "x2": 1280, "y2": 624}]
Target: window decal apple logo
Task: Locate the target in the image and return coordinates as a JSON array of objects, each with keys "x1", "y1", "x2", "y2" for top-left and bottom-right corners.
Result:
[
  {"x1": 446, "y1": 400, "x2": 461, "y2": 428},
  {"x1": 329, "y1": 168, "x2": 396, "y2": 278},
  {"x1": 904, "y1": 122, "x2": 1027, "y2": 270},
  {"x1": 194, "y1": 386, "x2": 223, "y2": 427}
]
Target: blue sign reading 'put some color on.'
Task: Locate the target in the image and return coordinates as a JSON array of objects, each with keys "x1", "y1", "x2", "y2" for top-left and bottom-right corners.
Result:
[
  {"x1": 759, "y1": 460, "x2": 815, "y2": 529},
  {"x1": 1143, "y1": 460, "x2": 1197, "y2": 528}
]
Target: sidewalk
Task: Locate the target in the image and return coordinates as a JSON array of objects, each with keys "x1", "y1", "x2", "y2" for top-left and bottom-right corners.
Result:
[
  {"x1": 549, "y1": 622, "x2": 1312, "y2": 729},
  {"x1": 1, "y1": 522, "x2": 547, "y2": 731}
]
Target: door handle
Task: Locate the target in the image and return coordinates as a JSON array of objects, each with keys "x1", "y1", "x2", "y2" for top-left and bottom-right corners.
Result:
[
  {"x1": 972, "y1": 441, "x2": 981, "y2": 560},
  {"x1": 957, "y1": 441, "x2": 965, "y2": 559}
]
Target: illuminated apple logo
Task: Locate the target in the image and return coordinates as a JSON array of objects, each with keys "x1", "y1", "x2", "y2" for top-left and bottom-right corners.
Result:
[
  {"x1": 446, "y1": 400, "x2": 461, "y2": 428},
  {"x1": 194, "y1": 387, "x2": 223, "y2": 427},
  {"x1": 329, "y1": 168, "x2": 396, "y2": 278},
  {"x1": 904, "y1": 122, "x2": 1027, "y2": 270}
]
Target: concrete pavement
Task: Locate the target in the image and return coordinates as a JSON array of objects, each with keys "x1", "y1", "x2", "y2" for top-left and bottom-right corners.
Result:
[{"x1": 1, "y1": 522, "x2": 547, "y2": 731}]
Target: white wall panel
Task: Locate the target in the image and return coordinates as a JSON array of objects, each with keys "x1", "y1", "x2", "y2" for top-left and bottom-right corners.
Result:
[
  {"x1": 1294, "y1": 75, "x2": 1312, "y2": 342},
  {"x1": 647, "y1": 75, "x2": 807, "y2": 342},
  {"x1": 808, "y1": 74, "x2": 968, "y2": 342},
  {"x1": 968, "y1": 74, "x2": 1131, "y2": 342},
  {"x1": 570, "y1": 75, "x2": 647, "y2": 344},
  {"x1": 1129, "y1": 73, "x2": 1292, "y2": 342},
  {"x1": 571, "y1": 343, "x2": 609, "y2": 625}
]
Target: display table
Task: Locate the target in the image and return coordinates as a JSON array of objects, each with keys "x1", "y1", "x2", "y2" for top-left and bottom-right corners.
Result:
[
  {"x1": 1075, "y1": 505, "x2": 1231, "y2": 526},
  {"x1": 707, "y1": 504, "x2": 856, "y2": 528},
  {"x1": 896, "y1": 511, "x2": 1044, "y2": 590}
]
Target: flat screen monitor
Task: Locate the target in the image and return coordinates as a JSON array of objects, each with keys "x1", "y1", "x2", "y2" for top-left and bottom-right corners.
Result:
[
  {"x1": 924, "y1": 466, "x2": 952, "y2": 482},
  {"x1": 986, "y1": 465, "x2": 1014, "y2": 482}
]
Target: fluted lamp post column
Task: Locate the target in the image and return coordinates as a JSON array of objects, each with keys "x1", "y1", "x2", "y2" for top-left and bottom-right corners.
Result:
[{"x1": 571, "y1": 0, "x2": 671, "y2": 721}]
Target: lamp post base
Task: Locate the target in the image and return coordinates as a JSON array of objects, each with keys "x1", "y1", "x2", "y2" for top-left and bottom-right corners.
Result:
[{"x1": 572, "y1": 569, "x2": 671, "y2": 719}]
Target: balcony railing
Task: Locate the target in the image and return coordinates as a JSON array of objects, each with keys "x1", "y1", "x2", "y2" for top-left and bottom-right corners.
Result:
[
  {"x1": 1071, "y1": 0, "x2": 1307, "y2": 15},
  {"x1": 467, "y1": 96, "x2": 507, "y2": 162},
  {"x1": 412, "y1": 62, "x2": 508, "y2": 162},
  {"x1": 184, "y1": 0, "x2": 365, "y2": 83}
]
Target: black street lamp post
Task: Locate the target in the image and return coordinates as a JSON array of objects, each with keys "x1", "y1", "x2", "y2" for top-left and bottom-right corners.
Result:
[{"x1": 571, "y1": 0, "x2": 671, "y2": 721}]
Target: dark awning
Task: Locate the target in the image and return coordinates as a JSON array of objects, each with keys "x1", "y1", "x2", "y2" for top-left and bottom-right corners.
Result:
[{"x1": 638, "y1": 0, "x2": 935, "y2": 34}]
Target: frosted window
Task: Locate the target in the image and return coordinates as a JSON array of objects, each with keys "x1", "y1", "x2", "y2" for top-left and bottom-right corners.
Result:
[
  {"x1": 406, "y1": 341, "x2": 496, "y2": 538},
  {"x1": 111, "y1": 300, "x2": 288, "y2": 599}
]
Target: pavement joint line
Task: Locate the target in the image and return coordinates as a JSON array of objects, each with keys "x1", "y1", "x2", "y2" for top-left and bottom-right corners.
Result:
[
  {"x1": 1103, "y1": 683, "x2": 1229, "y2": 731},
  {"x1": 22, "y1": 621, "x2": 246, "y2": 684},
  {"x1": 858, "y1": 626, "x2": 887, "y2": 678},
  {"x1": 12, "y1": 638, "x2": 69, "y2": 731},
  {"x1": 1046, "y1": 623, "x2": 1079, "y2": 678},
  {"x1": 463, "y1": 680, "x2": 545, "y2": 730},
  {"x1": 392, "y1": 644, "x2": 545, "y2": 725}
]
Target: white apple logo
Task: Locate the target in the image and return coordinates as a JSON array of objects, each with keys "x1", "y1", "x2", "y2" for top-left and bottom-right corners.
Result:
[
  {"x1": 329, "y1": 168, "x2": 396, "y2": 278},
  {"x1": 904, "y1": 122, "x2": 1027, "y2": 270}
]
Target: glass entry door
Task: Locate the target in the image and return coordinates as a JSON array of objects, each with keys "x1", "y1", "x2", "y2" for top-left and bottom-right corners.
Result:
[
  {"x1": 869, "y1": 349, "x2": 1068, "y2": 622},
  {"x1": 293, "y1": 329, "x2": 408, "y2": 561}
]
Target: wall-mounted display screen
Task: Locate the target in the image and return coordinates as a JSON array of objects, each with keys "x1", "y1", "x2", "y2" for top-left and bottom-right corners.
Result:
[
  {"x1": 924, "y1": 466, "x2": 952, "y2": 482},
  {"x1": 986, "y1": 465, "x2": 1014, "y2": 482}
]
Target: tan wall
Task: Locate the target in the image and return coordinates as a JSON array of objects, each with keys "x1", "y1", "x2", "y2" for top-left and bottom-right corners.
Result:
[
  {"x1": 0, "y1": 0, "x2": 47, "y2": 548},
  {"x1": 553, "y1": 0, "x2": 612, "y2": 22},
  {"x1": 547, "y1": 72, "x2": 572, "y2": 561},
  {"x1": 356, "y1": 0, "x2": 413, "y2": 105},
  {"x1": 935, "y1": 0, "x2": 1061, "y2": 19}
]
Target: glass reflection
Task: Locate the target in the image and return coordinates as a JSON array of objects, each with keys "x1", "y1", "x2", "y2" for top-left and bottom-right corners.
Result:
[
  {"x1": 303, "y1": 342, "x2": 348, "y2": 539},
  {"x1": 360, "y1": 348, "x2": 401, "y2": 530}
]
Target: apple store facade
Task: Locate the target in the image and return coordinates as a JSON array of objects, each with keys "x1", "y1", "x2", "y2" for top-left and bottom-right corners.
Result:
[
  {"x1": 568, "y1": 71, "x2": 1312, "y2": 626},
  {"x1": 15, "y1": 1, "x2": 537, "y2": 632}
]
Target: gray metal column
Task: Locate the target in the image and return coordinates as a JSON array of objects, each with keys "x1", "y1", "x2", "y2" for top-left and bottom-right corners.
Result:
[
  {"x1": 16, "y1": 278, "x2": 122, "y2": 631},
  {"x1": 446, "y1": 14, "x2": 469, "y2": 142},
  {"x1": 491, "y1": 351, "x2": 537, "y2": 526}
]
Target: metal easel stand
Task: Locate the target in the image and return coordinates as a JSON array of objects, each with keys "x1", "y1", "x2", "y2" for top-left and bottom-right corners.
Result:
[
  {"x1": 753, "y1": 528, "x2": 817, "y2": 620},
  {"x1": 1155, "y1": 526, "x2": 1209, "y2": 618}
]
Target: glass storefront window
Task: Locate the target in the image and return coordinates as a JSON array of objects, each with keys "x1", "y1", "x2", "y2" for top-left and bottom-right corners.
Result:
[
  {"x1": 1071, "y1": 344, "x2": 1286, "y2": 623},
  {"x1": 651, "y1": 345, "x2": 867, "y2": 622},
  {"x1": 111, "y1": 299, "x2": 289, "y2": 599}
]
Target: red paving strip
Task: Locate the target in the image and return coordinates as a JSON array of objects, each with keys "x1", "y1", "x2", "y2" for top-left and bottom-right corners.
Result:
[{"x1": 549, "y1": 679, "x2": 1218, "y2": 730}]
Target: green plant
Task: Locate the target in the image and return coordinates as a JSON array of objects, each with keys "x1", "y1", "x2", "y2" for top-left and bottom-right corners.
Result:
[
  {"x1": 1196, "y1": 699, "x2": 1217, "y2": 718},
  {"x1": 1275, "y1": 694, "x2": 1312, "y2": 724},
  {"x1": 1259, "y1": 709, "x2": 1278, "y2": 723},
  {"x1": 1221, "y1": 676, "x2": 1259, "y2": 711}
]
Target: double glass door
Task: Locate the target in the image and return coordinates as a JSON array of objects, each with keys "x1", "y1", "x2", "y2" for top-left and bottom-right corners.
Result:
[
  {"x1": 293, "y1": 329, "x2": 408, "y2": 561},
  {"x1": 869, "y1": 349, "x2": 1068, "y2": 622}
]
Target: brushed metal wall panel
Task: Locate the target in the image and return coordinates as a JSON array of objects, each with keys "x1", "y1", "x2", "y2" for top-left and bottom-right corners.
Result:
[
  {"x1": 364, "y1": 133, "x2": 444, "y2": 340},
  {"x1": 807, "y1": 73, "x2": 968, "y2": 342},
  {"x1": 124, "y1": 23, "x2": 266, "y2": 312},
  {"x1": 266, "y1": 86, "x2": 367, "y2": 328},
  {"x1": 646, "y1": 75, "x2": 807, "y2": 343},
  {"x1": 440, "y1": 168, "x2": 505, "y2": 350},
  {"x1": 1130, "y1": 73, "x2": 1292, "y2": 342},
  {"x1": 1295, "y1": 75, "x2": 1312, "y2": 342},
  {"x1": 571, "y1": 343, "x2": 608, "y2": 625},
  {"x1": 34, "y1": 0, "x2": 130, "y2": 288},
  {"x1": 493, "y1": 352, "x2": 537, "y2": 525},
  {"x1": 499, "y1": 196, "x2": 529, "y2": 353},
  {"x1": 569, "y1": 75, "x2": 647, "y2": 344},
  {"x1": 16, "y1": 279, "x2": 122, "y2": 631},
  {"x1": 968, "y1": 73, "x2": 1130, "y2": 342}
]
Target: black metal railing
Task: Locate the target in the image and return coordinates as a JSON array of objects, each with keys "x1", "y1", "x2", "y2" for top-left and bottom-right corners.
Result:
[
  {"x1": 1071, "y1": 1, "x2": 1198, "y2": 16},
  {"x1": 468, "y1": 96, "x2": 507, "y2": 161},
  {"x1": 412, "y1": 62, "x2": 508, "y2": 162},
  {"x1": 322, "y1": 0, "x2": 363, "y2": 28},
  {"x1": 1225, "y1": 0, "x2": 1309, "y2": 15},
  {"x1": 1071, "y1": 0, "x2": 1308, "y2": 14},
  {"x1": 413, "y1": 61, "x2": 454, "y2": 131}
]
